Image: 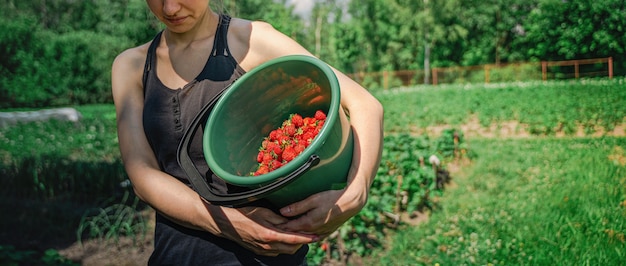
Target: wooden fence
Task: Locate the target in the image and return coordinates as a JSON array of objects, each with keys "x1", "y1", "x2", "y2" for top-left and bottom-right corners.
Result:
[{"x1": 347, "y1": 57, "x2": 614, "y2": 89}]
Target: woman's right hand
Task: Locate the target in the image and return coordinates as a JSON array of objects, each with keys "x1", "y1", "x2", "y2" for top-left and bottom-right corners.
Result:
[{"x1": 206, "y1": 204, "x2": 319, "y2": 256}]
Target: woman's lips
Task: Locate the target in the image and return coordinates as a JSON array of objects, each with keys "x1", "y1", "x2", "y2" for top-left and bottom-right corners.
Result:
[{"x1": 166, "y1": 16, "x2": 187, "y2": 25}]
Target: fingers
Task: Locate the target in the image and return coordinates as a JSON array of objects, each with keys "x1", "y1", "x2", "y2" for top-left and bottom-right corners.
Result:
[
  {"x1": 268, "y1": 228, "x2": 319, "y2": 244},
  {"x1": 253, "y1": 243, "x2": 303, "y2": 257},
  {"x1": 229, "y1": 206, "x2": 319, "y2": 256},
  {"x1": 240, "y1": 206, "x2": 289, "y2": 225},
  {"x1": 279, "y1": 193, "x2": 319, "y2": 217},
  {"x1": 277, "y1": 211, "x2": 316, "y2": 232},
  {"x1": 240, "y1": 207, "x2": 320, "y2": 243},
  {"x1": 277, "y1": 189, "x2": 356, "y2": 238},
  {"x1": 247, "y1": 227, "x2": 317, "y2": 256}
]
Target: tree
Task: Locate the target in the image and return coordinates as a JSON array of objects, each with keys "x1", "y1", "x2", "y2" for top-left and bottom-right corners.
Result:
[
  {"x1": 410, "y1": 0, "x2": 467, "y2": 83},
  {"x1": 223, "y1": 0, "x2": 305, "y2": 41},
  {"x1": 346, "y1": 0, "x2": 401, "y2": 71},
  {"x1": 459, "y1": 0, "x2": 538, "y2": 65},
  {"x1": 520, "y1": 0, "x2": 626, "y2": 74}
]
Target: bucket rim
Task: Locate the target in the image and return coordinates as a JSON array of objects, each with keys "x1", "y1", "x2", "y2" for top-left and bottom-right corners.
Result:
[{"x1": 203, "y1": 54, "x2": 341, "y2": 186}]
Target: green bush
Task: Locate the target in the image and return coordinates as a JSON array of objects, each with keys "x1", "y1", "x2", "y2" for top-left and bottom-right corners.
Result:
[
  {"x1": 0, "y1": 16, "x2": 42, "y2": 107},
  {"x1": 41, "y1": 31, "x2": 133, "y2": 105},
  {"x1": 0, "y1": 28, "x2": 133, "y2": 108}
]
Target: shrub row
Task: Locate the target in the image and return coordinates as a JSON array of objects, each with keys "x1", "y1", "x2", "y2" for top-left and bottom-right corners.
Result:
[{"x1": 0, "y1": 17, "x2": 138, "y2": 108}]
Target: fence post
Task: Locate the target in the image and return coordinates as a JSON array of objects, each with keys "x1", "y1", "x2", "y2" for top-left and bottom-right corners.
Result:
[
  {"x1": 609, "y1": 57, "x2": 613, "y2": 79},
  {"x1": 542, "y1": 61, "x2": 547, "y2": 81},
  {"x1": 575, "y1": 60, "x2": 579, "y2": 79},
  {"x1": 432, "y1": 68, "x2": 438, "y2": 85},
  {"x1": 484, "y1": 65, "x2": 490, "y2": 84},
  {"x1": 383, "y1": 70, "x2": 389, "y2": 90}
]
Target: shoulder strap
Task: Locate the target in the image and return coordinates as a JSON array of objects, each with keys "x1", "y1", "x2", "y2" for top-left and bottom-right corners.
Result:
[
  {"x1": 212, "y1": 14, "x2": 232, "y2": 57},
  {"x1": 142, "y1": 31, "x2": 164, "y2": 92}
]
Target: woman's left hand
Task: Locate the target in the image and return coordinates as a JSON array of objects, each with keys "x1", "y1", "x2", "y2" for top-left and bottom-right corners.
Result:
[{"x1": 276, "y1": 185, "x2": 367, "y2": 239}]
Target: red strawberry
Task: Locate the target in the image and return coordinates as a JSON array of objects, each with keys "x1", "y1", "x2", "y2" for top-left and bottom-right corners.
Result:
[
  {"x1": 266, "y1": 142, "x2": 281, "y2": 156},
  {"x1": 278, "y1": 135, "x2": 291, "y2": 146},
  {"x1": 314, "y1": 110, "x2": 326, "y2": 121},
  {"x1": 256, "y1": 150, "x2": 264, "y2": 163},
  {"x1": 269, "y1": 129, "x2": 281, "y2": 141},
  {"x1": 254, "y1": 165, "x2": 269, "y2": 176},
  {"x1": 283, "y1": 123, "x2": 297, "y2": 136},
  {"x1": 261, "y1": 139, "x2": 270, "y2": 149},
  {"x1": 302, "y1": 131, "x2": 316, "y2": 145},
  {"x1": 316, "y1": 120, "x2": 324, "y2": 129},
  {"x1": 252, "y1": 112, "x2": 326, "y2": 176},
  {"x1": 271, "y1": 160, "x2": 283, "y2": 170},
  {"x1": 294, "y1": 143, "x2": 306, "y2": 154},
  {"x1": 303, "y1": 117, "x2": 315, "y2": 127},
  {"x1": 262, "y1": 152, "x2": 273, "y2": 163},
  {"x1": 282, "y1": 146, "x2": 297, "y2": 162},
  {"x1": 291, "y1": 114, "x2": 304, "y2": 127}
]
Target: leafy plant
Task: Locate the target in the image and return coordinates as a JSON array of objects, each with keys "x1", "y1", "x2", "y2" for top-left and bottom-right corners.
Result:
[
  {"x1": 307, "y1": 131, "x2": 463, "y2": 264},
  {"x1": 77, "y1": 191, "x2": 148, "y2": 246}
]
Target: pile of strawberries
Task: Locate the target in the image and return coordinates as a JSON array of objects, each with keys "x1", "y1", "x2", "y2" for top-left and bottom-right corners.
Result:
[{"x1": 252, "y1": 110, "x2": 327, "y2": 176}]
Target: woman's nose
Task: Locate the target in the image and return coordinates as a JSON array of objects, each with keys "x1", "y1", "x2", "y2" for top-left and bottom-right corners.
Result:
[{"x1": 162, "y1": 0, "x2": 181, "y2": 16}]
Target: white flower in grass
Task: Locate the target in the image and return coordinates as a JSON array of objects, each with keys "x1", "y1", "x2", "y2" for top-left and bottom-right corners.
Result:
[{"x1": 429, "y1": 155, "x2": 440, "y2": 166}]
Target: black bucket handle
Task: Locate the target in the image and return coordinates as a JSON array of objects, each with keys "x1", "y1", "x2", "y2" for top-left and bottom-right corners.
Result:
[{"x1": 176, "y1": 87, "x2": 320, "y2": 207}]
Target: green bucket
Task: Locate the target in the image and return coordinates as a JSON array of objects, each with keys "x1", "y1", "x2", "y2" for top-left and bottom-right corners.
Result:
[{"x1": 197, "y1": 55, "x2": 353, "y2": 208}]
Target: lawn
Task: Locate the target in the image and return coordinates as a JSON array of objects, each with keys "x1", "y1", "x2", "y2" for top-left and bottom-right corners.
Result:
[
  {"x1": 363, "y1": 78, "x2": 626, "y2": 265},
  {"x1": 367, "y1": 137, "x2": 626, "y2": 265}
]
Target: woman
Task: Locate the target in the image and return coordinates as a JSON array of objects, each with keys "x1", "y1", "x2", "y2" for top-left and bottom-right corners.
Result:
[{"x1": 111, "y1": 0, "x2": 383, "y2": 265}]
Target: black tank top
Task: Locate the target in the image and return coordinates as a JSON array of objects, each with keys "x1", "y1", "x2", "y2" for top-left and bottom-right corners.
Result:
[
  {"x1": 142, "y1": 15, "x2": 245, "y2": 194},
  {"x1": 141, "y1": 15, "x2": 308, "y2": 265}
]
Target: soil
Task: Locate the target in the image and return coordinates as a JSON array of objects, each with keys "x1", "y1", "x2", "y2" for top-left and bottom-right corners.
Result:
[
  {"x1": 420, "y1": 116, "x2": 626, "y2": 139},
  {"x1": 60, "y1": 236, "x2": 153, "y2": 266},
  {"x1": 57, "y1": 210, "x2": 156, "y2": 266}
]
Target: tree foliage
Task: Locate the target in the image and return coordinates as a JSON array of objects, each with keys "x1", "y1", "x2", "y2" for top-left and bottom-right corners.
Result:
[
  {"x1": 223, "y1": 0, "x2": 305, "y2": 40},
  {"x1": 0, "y1": 0, "x2": 624, "y2": 108},
  {"x1": 523, "y1": 0, "x2": 626, "y2": 61},
  {"x1": 0, "y1": 0, "x2": 160, "y2": 108}
]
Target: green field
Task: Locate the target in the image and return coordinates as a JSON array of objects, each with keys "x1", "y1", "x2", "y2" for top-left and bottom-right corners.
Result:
[
  {"x1": 364, "y1": 78, "x2": 626, "y2": 265},
  {"x1": 368, "y1": 137, "x2": 626, "y2": 265},
  {"x1": 1, "y1": 78, "x2": 625, "y2": 265},
  {"x1": 378, "y1": 79, "x2": 626, "y2": 136}
]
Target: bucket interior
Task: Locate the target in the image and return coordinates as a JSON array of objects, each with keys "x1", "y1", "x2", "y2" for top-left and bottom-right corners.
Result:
[{"x1": 203, "y1": 55, "x2": 348, "y2": 189}]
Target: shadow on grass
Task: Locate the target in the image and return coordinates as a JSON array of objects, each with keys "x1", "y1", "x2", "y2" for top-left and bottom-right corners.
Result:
[{"x1": 0, "y1": 155, "x2": 147, "y2": 253}]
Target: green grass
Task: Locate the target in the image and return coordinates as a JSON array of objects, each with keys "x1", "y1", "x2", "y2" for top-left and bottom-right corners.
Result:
[
  {"x1": 376, "y1": 78, "x2": 626, "y2": 135},
  {"x1": 0, "y1": 104, "x2": 118, "y2": 162},
  {"x1": 2, "y1": 78, "x2": 625, "y2": 265},
  {"x1": 362, "y1": 78, "x2": 626, "y2": 265},
  {"x1": 369, "y1": 137, "x2": 626, "y2": 265}
]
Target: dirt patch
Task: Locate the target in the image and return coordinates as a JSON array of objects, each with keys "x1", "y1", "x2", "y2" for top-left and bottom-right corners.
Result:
[
  {"x1": 58, "y1": 210, "x2": 155, "y2": 266},
  {"x1": 59, "y1": 236, "x2": 153, "y2": 266},
  {"x1": 608, "y1": 146, "x2": 626, "y2": 167},
  {"x1": 420, "y1": 116, "x2": 626, "y2": 138}
]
